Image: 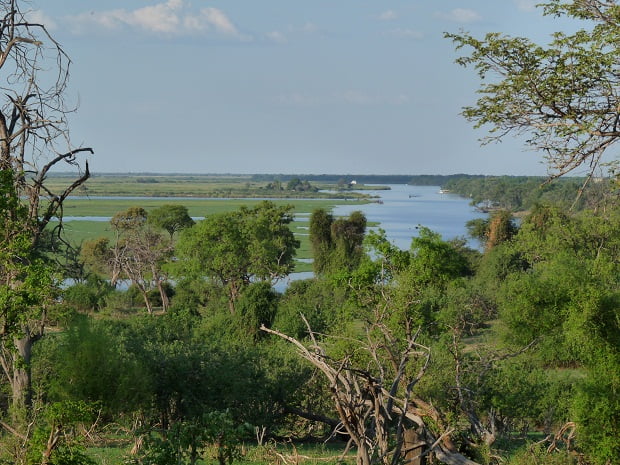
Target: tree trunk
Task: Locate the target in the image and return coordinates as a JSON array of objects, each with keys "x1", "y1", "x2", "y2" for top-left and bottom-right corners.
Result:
[
  {"x1": 12, "y1": 334, "x2": 34, "y2": 412},
  {"x1": 356, "y1": 443, "x2": 371, "y2": 465},
  {"x1": 156, "y1": 278, "x2": 169, "y2": 312},
  {"x1": 403, "y1": 429, "x2": 426, "y2": 465},
  {"x1": 133, "y1": 281, "x2": 153, "y2": 314}
]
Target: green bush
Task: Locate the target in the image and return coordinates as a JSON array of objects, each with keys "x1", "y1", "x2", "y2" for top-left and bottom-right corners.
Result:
[{"x1": 505, "y1": 444, "x2": 576, "y2": 465}]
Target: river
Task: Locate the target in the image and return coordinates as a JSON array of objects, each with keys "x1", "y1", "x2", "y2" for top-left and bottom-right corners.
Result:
[
  {"x1": 333, "y1": 184, "x2": 485, "y2": 250},
  {"x1": 274, "y1": 185, "x2": 485, "y2": 290},
  {"x1": 62, "y1": 185, "x2": 486, "y2": 291}
]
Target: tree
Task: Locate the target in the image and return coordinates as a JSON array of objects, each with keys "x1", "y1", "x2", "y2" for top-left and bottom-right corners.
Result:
[
  {"x1": 491, "y1": 207, "x2": 620, "y2": 464},
  {"x1": 0, "y1": 0, "x2": 92, "y2": 418},
  {"x1": 466, "y1": 210, "x2": 518, "y2": 251},
  {"x1": 309, "y1": 208, "x2": 334, "y2": 274},
  {"x1": 175, "y1": 201, "x2": 298, "y2": 313},
  {"x1": 109, "y1": 208, "x2": 173, "y2": 313},
  {"x1": 148, "y1": 204, "x2": 195, "y2": 241},
  {"x1": 309, "y1": 209, "x2": 367, "y2": 275},
  {"x1": 446, "y1": 0, "x2": 620, "y2": 180},
  {"x1": 262, "y1": 318, "x2": 483, "y2": 465}
]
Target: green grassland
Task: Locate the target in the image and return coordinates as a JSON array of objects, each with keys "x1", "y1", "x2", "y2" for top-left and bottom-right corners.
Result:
[
  {"x1": 53, "y1": 178, "x2": 373, "y2": 274},
  {"x1": 60, "y1": 197, "x2": 365, "y2": 218},
  {"x1": 86, "y1": 440, "x2": 356, "y2": 465},
  {"x1": 47, "y1": 173, "x2": 378, "y2": 199}
]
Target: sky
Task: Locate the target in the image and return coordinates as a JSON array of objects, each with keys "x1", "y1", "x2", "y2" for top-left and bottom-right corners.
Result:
[{"x1": 27, "y1": 1, "x2": 582, "y2": 175}]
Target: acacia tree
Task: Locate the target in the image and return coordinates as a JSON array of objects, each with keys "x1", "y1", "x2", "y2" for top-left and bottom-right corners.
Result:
[
  {"x1": 446, "y1": 0, "x2": 620, "y2": 181},
  {"x1": 0, "y1": 1, "x2": 92, "y2": 416},
  {"x1": 147, "y1": 204, "x2": 195, "y2": 241},
  {"x1": 107, "y1": 207, "x2": 173, "y2": 313}
]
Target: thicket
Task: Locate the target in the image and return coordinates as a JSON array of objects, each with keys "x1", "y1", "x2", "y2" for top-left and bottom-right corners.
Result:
[
  {"x1": 442, "y1": 176, "x2": 617, "y2": 212},
  {"x1": 8, "y1": 199, "x2": 615, "y2": 465}
]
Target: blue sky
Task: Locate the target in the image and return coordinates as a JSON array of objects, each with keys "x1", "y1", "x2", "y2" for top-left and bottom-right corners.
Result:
[{"x1": 31, "y1": 1, "x2": 577, "y2": 175}]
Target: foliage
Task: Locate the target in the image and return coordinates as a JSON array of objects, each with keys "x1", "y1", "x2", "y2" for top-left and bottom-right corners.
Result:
[
  {"x1": 447, "y1": 1, "x2": 620, "y2": 179},
  {"x1": 26, "y1": 401, "x2": 98, "y2": 465},
  {"x1": 174, "y1": 201, "x2": 298, "y2": 312},
  {"x1": 467, "y1": 210, "x2": 518, "y2": 250},
  {"x1": 504, "y1": 444, "x2": 577, "y2": 465},
  {"x1": 36, "y1": 316, "x2": 151, "y2": 417},
  {"x1": 235, "y1": 282, "x2": 279, "y2": 340},
  {"x1": 147, "y1": 204, "x2": 195, "y2": 240},
  {"x1": 62, "y1": 277, "x2": 114, "y2": 312},
  {"x1": 274, "y1": 278, "x2": 347, "y2": 340},
  {"x1": 444, "y1": 175, "x2": 612, "y2": 212},
  {"x1": 309, "y1": 209, "x2": 367, "y2": 275},
  {"x1": 285, "y1": 178, "x2": 318, "y2": 192},
  {"x1": 129, "y1": 410, "x2": 252, "y2": 465}
]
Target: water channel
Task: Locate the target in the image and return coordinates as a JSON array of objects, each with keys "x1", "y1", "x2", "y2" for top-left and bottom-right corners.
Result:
[
  {"x1": 333, "y1": 184, "x2": 486, "y2": 250},
  {"x1": 277, "y1": 184, "x2": 486, "y2": 290},
  {"x1": 63, "y1": 185, "x2": 487, "y2": 291}
]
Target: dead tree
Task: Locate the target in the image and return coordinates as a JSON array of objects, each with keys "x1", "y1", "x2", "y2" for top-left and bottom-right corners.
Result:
[
  {"x1": 0, "y1": 0, "x2": 92, "y2": 416},
  {"x1": 261, "y1": 318, "x2": 482, "y2": 465}
]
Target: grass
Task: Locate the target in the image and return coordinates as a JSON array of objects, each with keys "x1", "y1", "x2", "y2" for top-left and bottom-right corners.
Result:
[
  {"x1": 87, "y1": 440, "x2": 356, "y2": 465},
  {"x1": 49, "y1": 175, "x2": 374, "y2": 276},
  {"x1": 60, "y1": 197, "x2": 365, "y2": 218},
  {"x1": 46, "y1": 174, "x2": 377, "y2": 200}
]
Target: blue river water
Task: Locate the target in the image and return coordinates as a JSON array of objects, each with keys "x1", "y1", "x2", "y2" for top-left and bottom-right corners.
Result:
[
  {"x1": 333, "y1": 184, "x2": 486, "y2": 250},
  {"x1": 274, "y1": 185, "x2": 486, "y2": 290},
  {"x1": 62, "y1": 185, "x2": 486, "y2": 251},
  {"x1": 61, "y1": 185, "x2": 486, "y2": 291}
]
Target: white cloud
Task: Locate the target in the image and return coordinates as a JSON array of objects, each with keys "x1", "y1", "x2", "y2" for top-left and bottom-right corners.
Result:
[
  {"x1": 200, "y1": 7, "x2": 237, "y2": 35},
  {"x1": 65, "y1": 0, "x2": 247, "y2": 39},
  {"x1": 437, "y1": 8, "x2": 482, "y2": 23},
  {"x1": 129, "y1": 1, "x2": 181, "y2": 33},
  {"x1": 27, "y1": 10, "x2": 57, "y2": 30},
  {"x1": 378, "y1": 10, "x2": 397, "y2": 21},
  {"x1": 300, "y1": 22, "x2": 318, "y2": 34},
  {"x1": 514, "y1": 0, "x2": 537, "y2": 12}
]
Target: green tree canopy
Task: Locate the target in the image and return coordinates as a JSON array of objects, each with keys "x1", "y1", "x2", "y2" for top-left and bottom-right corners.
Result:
[
  {"x1": 147, "y1": 204, "x2": 195, "y2": 240},
  {"x1": 309, "y1": 209, "x2": 367, "y2": 275},
  {"x1": 175, "y1": 201, "x2": 298, "y2": 313}
]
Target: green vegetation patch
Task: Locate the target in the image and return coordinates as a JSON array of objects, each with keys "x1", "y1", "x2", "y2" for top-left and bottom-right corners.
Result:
[{"x1": 60, "y1": 198, "x2": 365, "y2": 218}]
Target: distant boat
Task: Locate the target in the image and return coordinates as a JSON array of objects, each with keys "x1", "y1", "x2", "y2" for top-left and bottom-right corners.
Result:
[{"x1": 438, "y1": 189, "x2": 450, "y2": 194}]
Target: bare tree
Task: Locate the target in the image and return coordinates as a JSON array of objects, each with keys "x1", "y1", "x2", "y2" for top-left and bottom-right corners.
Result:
[
  {"x1": 0, "y1": 0, "x2": 92, "y2": 416},
  {"x1": 261, "y1": 317, "x2": 482, "y2": 465}
]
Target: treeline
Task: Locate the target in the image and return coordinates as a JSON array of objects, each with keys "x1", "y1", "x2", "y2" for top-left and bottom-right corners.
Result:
[
  {"x1": 250, "y1": 173, "x2": 481, "y2": 185},
  {"x1": 443, "y1": 175, "x2": 615, "y2": 211}
]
